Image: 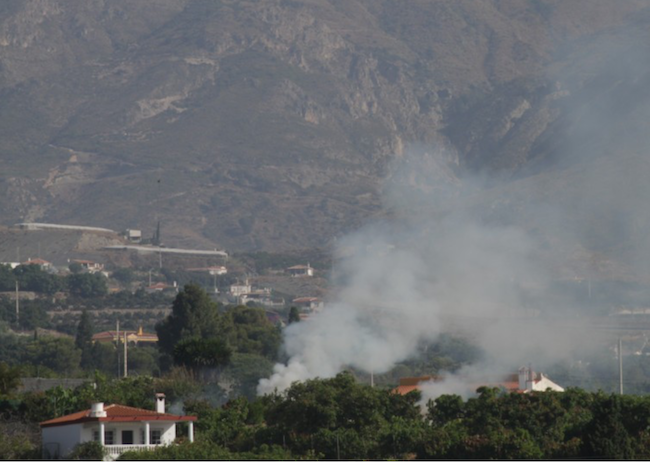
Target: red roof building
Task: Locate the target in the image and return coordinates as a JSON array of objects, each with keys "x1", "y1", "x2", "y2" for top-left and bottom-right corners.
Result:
[
  {"x1": 393, "y1": 367, "x2": 563, "y2": 397},
  {"x1": 92, "y1": 327, "x2": 158, "y2": 345},
  {"x1": 41, "y1": 394, "x2": 196, "y2": 460}
]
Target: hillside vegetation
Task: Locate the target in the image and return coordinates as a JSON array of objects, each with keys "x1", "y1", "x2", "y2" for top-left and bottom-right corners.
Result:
[{"x1": 0, "y1": 1, "x2": 649, "y2": 278}]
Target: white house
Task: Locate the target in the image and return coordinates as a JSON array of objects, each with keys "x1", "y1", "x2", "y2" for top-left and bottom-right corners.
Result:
[
  {"x1": 71, "y1": 259, "x2": 105, "y2": 274},
  {"x1": 292, "y1": 297, "x2": 324, "y2": 313},
  {"x1": 21, "y1": 258, "x2": 57, "y2": 274},
  {"x1": 187, "y1": 266, "x2": 228, "y2": 276},
  {"x1": 125, "y1": 229, "x2": 142, "y2": 243},
  {"x1": 286, "y1": 264, "x2": 314, "y2": 277},
  {"x1": 41, "y1": 394, "x2": 196, "y2": 460},
  {"x1": 517, "y1": 366, "x2": 564, "y2": 393},
  {"x1": 229, "y1": 280, "x2": 252, "y2": 297}
]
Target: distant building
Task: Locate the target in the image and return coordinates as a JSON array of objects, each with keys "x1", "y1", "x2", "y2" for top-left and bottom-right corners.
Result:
[
  {"x1": 240, "y1": 293, "x2": 285, "y2": 308},
  {"x1": 230, "y1": 280, "x2": 252, "y2": 297},
  {"x1": 92, "y1": 327, "x2": 159, "y2": 345},
  {"x1": 145, "y1": 282, "x2": 178, "y2": 294},
  {"x1": 186, "y1": 266, "x2": 228, "y2": 276},
  {"x1": 71, "y1": 259, "x2": 105, "y2": 274},
  {"x1": 292, "y1": 297, "x2": 324, "y2": 313},
  {"x1": 125, "y1": 229, "x2": 142, "y2": 243},
  {"x1": 394, "y1": 367, "x2": 564, "y2": 396},
  {"x1": 21, "y1": 258, "x2": 57, "y2": 274},
  {"x1": 286, "y1": 264, "x2": 314, "y2": 277},
  {"x1": 0, "y1": 262, "x2": 20, "y2": 269}
]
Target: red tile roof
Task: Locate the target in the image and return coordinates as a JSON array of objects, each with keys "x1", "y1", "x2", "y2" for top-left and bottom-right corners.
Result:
[
  {"x1": 23, "y1": 258, "x2": 51, "y2": 265},
  {"x1": 92, "y1": 330, "x2": 158, "y2": 343},
  {"x1": 40, "y1": 404, "x2": 196, "y2": 428},
  {"x1": 393, "y1": 374, "x2": 525, "y2": 396},
  {"x1": 292, "y1": 297, "x2": 320, "y2": 303}
]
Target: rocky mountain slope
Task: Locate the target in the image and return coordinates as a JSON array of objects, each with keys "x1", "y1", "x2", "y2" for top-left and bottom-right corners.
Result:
[{"x1": 1, "y1": 0, "x2": 649, "y2": 279}]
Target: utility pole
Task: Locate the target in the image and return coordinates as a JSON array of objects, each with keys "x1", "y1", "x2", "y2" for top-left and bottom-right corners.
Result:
[
  {"x1": 124, "y1": 331, "x2": 128, "y2": 378},
  {"x1": 619, "y1": 337, "x2": 624, "y2": 395},
  {"x1": 117, "y1": 320, "x2": 121, "y2": 378},
  {"x1": 336, "y1": 433, "x2": 340, "y2": 460},
  {"x1": 15, "y1": 280, "x2": 19, "y2": 324}
]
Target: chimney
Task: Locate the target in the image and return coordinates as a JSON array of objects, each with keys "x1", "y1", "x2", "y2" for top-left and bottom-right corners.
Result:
[
  {"x1": 518, "y1": 367, "x2": 528, "y2": 391},
  {"x1": 527, "y1": 367, "x2": 536, "y2": 392},
  {"x1": 89, "y1": 402, "x2": 107, "y2": 418},
  {"x1": 155, "y1": 393, "x2": 166, "y2": 414}
]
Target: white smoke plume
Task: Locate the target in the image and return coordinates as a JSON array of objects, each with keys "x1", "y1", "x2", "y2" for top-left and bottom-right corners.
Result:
[
  {"x1": 258, "y1": 148, "x2": 552, "y2": 395},
  {"x1": 259, "y1": 30, "x2": 650, "y2": 396}
]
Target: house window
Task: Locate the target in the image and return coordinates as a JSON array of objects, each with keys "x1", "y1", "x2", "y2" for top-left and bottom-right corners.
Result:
[
  {"x1": 93, "y1": 429, "x2": 114, "y2": 444},
  {"x1": 150, "y1": 429, "x2": 162, "y2": 445},
  {"x1": 122, "y1": 430, "x2": 134, "y2": 445}
]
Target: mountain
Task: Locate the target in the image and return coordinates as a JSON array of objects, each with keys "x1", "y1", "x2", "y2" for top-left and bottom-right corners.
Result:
[{"x1": 1, "y1": 0, "x2": 650, "y2": 274}]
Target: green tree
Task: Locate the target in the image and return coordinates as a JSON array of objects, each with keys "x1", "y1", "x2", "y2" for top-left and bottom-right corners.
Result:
[
  {"x1": 75, "y1": 311, "x2": 94, "y2": 370},
  {"x1": 89, "y1": 342, "x2": 118, "y2": 376},
  {"x1": 0, "y1": 362, "x2": 22, "y2": 395},
  {"x1": 288, "y1": 306, "x2": 300, "y2": 324},
  {"x1": 156, "y1": 284, "x2": 229, "y2": 358},
  {"x1": 582, "y1": 394, "x2": 635, "y2": 459},
  {"x1": 0, "y1": 265, "x2": 16, "y2": 292},
  {"x1": 221, "y1": 353, "x2": 274, "y2": 400},
  {"x1": 66, "y1": 441, "x2": 105, "y2": 460},
  {"x1": 27, "y1": 338, "x2": 81, "y2": 375},
  {"x1": 67, "y1": 273, "x2": 108, "y2": 298},
  {"x1": 14, "y1": 265, "x2": 63, "y2": 294},
  {"x1": 17, "y1": 301, "x2": 49, "y2": 330},
  {"x1": 173, "y1": 338, "x2": 232, "y2": 371},
  {"x1": 112, "y1": 268, "x2": 134, "y2": 287},
  {"x1": 225, "y1": 305, "x2": 281, "y2": 359}
]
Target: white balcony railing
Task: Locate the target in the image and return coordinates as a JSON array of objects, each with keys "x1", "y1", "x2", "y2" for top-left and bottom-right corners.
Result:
[{"x1": 104, "y1": 444, "x2": 159, "y2": 458}]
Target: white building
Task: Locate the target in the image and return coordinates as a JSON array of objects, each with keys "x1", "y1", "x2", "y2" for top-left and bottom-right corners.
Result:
[
  {"x1": 125, "y1": 229, "x2": 142, "y2": 243},
  {"x1": 40, "y1": 394, "x2": 196, "y2": 460},
  {"x1": 517, "y1": 366, "x2": 564, "y2": 393},
  {"x1": 286, "y1": 264, "x2": 314, "y2": 277},
  {"x1": 187, "y1": 266, "x2": 228, "y2": 276},
  {"x1": 292, "y1": 297, "x2": 324, "y2": 313},
  {"x1": 71, "y1": 259, "x2": 105, "y2": 274},
  {"x1": 230, "y1": 280, "x2": 252, "y2": 297}
]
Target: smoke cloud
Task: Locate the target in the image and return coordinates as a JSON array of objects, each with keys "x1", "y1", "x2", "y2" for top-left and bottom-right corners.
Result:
[
  {"x1": 258, "y1": 28, "x2": 650, "y2": 397},
  {"x1": 258, "y1": 148, "x2": 566, "y2": 395}
]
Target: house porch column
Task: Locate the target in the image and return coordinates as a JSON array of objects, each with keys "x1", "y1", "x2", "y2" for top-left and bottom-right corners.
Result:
[
  {"x1": 188, "y1": 421, "x2": 194, "y2": 443},
  {"x1": 99, "y1": 422, "x2": 105, "y2": 446},
  {"x1": 144, "y1": 422, "x2": 150, "y2": 445}
]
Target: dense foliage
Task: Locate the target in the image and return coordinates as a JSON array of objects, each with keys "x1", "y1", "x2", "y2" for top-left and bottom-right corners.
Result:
[
  {"x1": 37, "y1": 372, "x2": 650, "y2": 460},
  {"x1": 4, "y1": 279, "x2": 650, "y2": 460}
]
